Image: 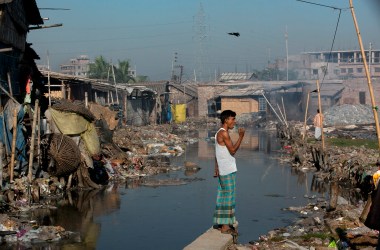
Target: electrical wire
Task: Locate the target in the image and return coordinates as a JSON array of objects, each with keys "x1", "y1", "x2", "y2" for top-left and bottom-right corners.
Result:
[{"x1": 320, "y1": 9, "x2": 342, "y2": 89}]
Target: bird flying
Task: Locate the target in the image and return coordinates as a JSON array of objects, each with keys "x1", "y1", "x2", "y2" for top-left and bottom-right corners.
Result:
[{"x1": 228, "y1": 32, "x2": 240, "y2": 37}]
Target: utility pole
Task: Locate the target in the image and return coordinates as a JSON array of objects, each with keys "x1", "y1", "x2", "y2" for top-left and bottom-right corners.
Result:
[
  {"x1": 369, "y1": 42, "x2": 372, "y2": 77},
  {"x1": 171, "y1": 52, "x2": 178, "y2": 82},
  {"x1": 285, "y1": 25, "x2": 289, "y2": 82},
  {"x1": 47, "y1": 50, "x2": 51, "y2": 106},
  {"x1": 349, "y1": 0, "x2": 380, "y2": 153}
]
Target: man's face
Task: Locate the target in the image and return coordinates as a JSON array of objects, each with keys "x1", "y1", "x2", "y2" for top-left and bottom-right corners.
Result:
[{"x1": 225, "y1": 116, "x2": 236, "y2": 129}]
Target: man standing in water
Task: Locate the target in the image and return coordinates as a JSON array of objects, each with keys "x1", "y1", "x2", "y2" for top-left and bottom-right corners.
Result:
[{"x1": 213, "y1": 110, "x2": 245, "y2": 235}]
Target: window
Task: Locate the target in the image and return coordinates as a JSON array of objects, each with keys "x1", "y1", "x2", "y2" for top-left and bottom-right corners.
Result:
[
  {"x1": 258, "y1": 98, "x2": 266, "y2": 112},
  {"x1": 341, "y1": 68, "x2": 347, "y2": 73},
  {"x1": 375, "y1": 67, "x2": 380, "y2": 73},
  {"x1": 357, "y1": 68, "x2": 363, "y2": 73},
  {"x1": 312, "y1": 69, "x2": 318, "y2": 75},
  {"x1": 348, "y1": 68, "x2": 353, "y2": 73},
  {"x1": 359, "y1": 92, "x2": 366, "y2": 104}
]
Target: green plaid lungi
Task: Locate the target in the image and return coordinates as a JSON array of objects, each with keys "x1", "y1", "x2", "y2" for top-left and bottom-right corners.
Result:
[{"x1": 213, "y1": 172, "x2": 236, "y2": 225}]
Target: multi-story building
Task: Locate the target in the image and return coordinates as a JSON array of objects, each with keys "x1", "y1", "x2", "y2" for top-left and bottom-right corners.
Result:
[
  {"x1": 277, "y1": 49, "x2": 380, "y2": 80},
  {"x1": 60, "y1": 55, "x2": 90, "y2": 77}
]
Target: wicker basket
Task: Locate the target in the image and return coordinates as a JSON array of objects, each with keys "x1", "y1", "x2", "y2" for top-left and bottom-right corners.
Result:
[{"x1": 46, "y1": 133, "x2": 81, "y2": 176}]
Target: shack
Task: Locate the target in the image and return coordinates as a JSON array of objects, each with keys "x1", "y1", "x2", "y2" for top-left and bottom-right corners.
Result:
[{"x1": 0, "y1": 0, "x2": 43, "y2": 102}]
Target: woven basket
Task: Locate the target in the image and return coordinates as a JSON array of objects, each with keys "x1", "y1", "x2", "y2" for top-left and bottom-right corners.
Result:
[{"x1": 47, "y1": 134, "x2": 81, "y2": 176}]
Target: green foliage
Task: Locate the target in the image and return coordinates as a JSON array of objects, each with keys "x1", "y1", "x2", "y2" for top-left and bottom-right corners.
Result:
[
  {"x1": 88, "y1": 56, "x2": 109, "y2": 79},
  {"x1": 88, "y1": 55, "x2": 137, "y2": 83},
  {"x1": 327, "y1": 138, "x2": 378, "y2": 149}
]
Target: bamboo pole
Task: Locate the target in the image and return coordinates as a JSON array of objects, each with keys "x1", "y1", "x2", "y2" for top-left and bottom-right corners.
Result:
[
  {"x1": 85, "y1": 92, "x2": 88, "y2": 108},
  {"x1": 261, "y1": 93, "x2": 285, "y2": 125},
  {"x1": 61, "y1": 80, "x2": 66, "y2": 99},
  {"x1": 303, "y1": 92, "x2": 310, "y2": 141},
  {"x1": 276, "y1": 103, "x2": 288, "y2": 127},
  {"x1": 9, "y1": 108, "x2": 18, "y2": 183},
  {"x1": 7, "y1": 72, "x2": 13, "y2": 97},
  {"x1": 28, "y1": 100, "x2": 39, "y2": 182},
  {"x1": 316, "y1": 80, "x2": 325, "y2": 150},
  {"x1": 0, "y1": 85, "x2": 19, "y2": 104},
  {"x1": 349, "y1": 0, "x2": 380, "y2": 153},
  {"x1": 37, "y1": 105, "x2": 41, "y2": 167},
  {"x1": 0, "y1": 143, "x2": 3, "y2": 188},
  {"x1": 281, "y1": 97, "x2": 287, "y2": 123}
]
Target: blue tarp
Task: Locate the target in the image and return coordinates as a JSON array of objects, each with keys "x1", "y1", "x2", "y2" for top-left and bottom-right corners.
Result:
[{"x1": 0, "y1": 103, "x2": 27, "y2": 169}]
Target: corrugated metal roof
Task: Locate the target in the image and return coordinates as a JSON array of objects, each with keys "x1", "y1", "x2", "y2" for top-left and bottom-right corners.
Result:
[{"x1": 219, "y1": 72, "x2": 255, "y2": 81}]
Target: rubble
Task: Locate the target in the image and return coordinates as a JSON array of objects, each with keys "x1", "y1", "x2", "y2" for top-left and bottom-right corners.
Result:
[{"x1": 0, "y1": 99, "x2": 202, "y2": 247}]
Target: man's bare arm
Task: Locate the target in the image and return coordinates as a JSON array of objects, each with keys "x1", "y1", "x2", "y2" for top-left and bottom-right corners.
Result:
[{"x1": 222, "y1": 128, "x2": 245, "y2": 155}]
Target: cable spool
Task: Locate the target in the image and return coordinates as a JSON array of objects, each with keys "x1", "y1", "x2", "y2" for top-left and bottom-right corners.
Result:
[{"x1": 46, "y1": 133, "x2": 81, "y2": 176}]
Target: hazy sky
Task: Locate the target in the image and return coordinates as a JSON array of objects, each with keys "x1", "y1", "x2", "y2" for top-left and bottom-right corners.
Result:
[{"x1": 28, "y1": 0, "x2": 380, "y2": 81}]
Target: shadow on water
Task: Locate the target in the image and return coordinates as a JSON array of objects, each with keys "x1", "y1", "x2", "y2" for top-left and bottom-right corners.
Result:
[{"x1": 4, "y1": 128, "x2": 336, "y2": 249}]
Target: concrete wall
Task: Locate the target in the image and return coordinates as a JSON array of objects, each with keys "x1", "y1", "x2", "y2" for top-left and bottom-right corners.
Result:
[
  {"x1": 341, "y1": 78, "x2": 380, "y2": 105},
  {"x1": 197, "y1": 84, "x2": 228, "y2": 117},
  {"x1": 169, "y1": 86, "x2": 198, "y2": 117},
  {"x1": 220, "y1": 97, "x2": 259, "y2": 115}
]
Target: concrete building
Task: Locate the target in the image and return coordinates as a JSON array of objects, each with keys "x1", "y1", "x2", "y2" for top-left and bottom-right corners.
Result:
[
  {"x1": 60, "y1": 55, "x2": 90, "y2": 77},
  {"x1": 276, "y1": 49, "x2": 380, "y2": 81}
]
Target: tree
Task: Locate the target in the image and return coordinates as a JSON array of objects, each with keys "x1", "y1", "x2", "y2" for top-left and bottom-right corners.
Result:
[
  {"x1": 134, "y1": 75, "x2": 149, "y2": 83},
  {"x1": 88, "y1": 56, "x2": 109, "y2": 79},
  {"x1": 115, "y1": 60, "x2": 135, "y2": 83}
]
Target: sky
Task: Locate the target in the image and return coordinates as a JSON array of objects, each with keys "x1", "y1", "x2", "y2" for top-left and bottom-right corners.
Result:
[{"x1": 28, "y1": 0, "x2": 380, "y2": 81}]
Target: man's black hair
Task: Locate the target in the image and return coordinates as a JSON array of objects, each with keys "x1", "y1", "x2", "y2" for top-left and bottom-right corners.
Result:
[{"x1": 220, "y1": 110, "x2": 236, "y2": 124}]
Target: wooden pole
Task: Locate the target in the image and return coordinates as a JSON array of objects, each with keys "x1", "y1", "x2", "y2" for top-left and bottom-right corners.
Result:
[
  {"x1": 276, "y1": 103, "x2": 288, "y2": 127},
  {"x1": 37, "y1": 106, "x2": 41, "y2": 167},
  {"x1": 9, "y1": 108, "x2": 18, "y2": 183},
  {"x1": 68, "y1": 85, "x2": 71, "y2": 100},
  {"x1": 123, "y1": 92, "x2": 127, "y2": 125},
  {"x1": 28, "y1": 100, "x2": 39, "y2": 182},
  {"x1": 262, "y1": 93, "x2": 285, "y2": 125},
  {"x1": 61, "y1": 80, "x2": 66, "y2": 99},
  {"x1": 111, "y1": 64, "x2": 119, "y2": 104},
  {"x1": 85, "y1": 92, "x2": 88, "y2": 108},
  {"x1": 303, "y1": 92, "x2": 310, "y2": 141},
  {"x1": 281, "y1": 97, "x2": 287, "y2": 123},
  {"x1": 47, "y1": 51, "x2": 51, "y2": 106},
  {"x1": 7, "y1": 72, "x2": 13, "y2": 97},
  {"x1": 0, "y1": 143, "x2": 3, "y2": 188},
  {"x1": 349, "y1": 0, "x2": 380, "y2": 153},
  {"x1": 0, "y1": 84, "x2": 18, "y2": 104},
  {"x1": 316, "y1": 80, "x2": 325, "y2": 150}
]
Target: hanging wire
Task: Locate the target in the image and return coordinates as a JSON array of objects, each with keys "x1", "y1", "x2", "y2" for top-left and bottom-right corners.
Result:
[
  {"x1": 295, "y1": 0, "x2": 341, "y2": 10},
  {"x1": 295, "y1": 0, "x2": 346, "y2": 91},
  {"x1": 320, "y1": 9, "x2": 342, "y2": 89}
]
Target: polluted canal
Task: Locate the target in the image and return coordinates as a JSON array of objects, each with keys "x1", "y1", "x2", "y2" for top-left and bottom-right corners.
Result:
[{"x1": 2, "y1": 128, "x2": 326, "y2": 249}]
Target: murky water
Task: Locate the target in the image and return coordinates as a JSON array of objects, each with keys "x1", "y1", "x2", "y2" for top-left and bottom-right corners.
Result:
[{"x1": 7, "y1": 129, "x2": 327, "y2": 250}]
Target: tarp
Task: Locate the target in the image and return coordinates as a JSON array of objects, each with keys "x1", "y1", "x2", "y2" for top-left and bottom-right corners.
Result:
[
  {"x1": 49, "y1": 108, "x2": 100, "y2": 156},
  {"x1": 174, "y1": 104, "x2": 186, "y2": 123},
  {"x1": 0, "y1": 100, "x2": 27, "y2": 168}
]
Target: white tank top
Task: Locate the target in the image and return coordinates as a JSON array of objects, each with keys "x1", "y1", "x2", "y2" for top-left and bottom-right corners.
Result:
[{"x1": 215, "y1": 128, "x2": 237, "y2": 176}]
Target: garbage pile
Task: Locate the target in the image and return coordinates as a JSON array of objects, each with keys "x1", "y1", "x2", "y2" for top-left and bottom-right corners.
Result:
[
  {"x1": 0, "y1": 98, "x2": 202, "y2": 247},
  {"x1": 243, "y1": 104, "x2": 380, "y2": 249},
  {"x1": 324, "y1": 104, "x2": 378, "y2": 126}
]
